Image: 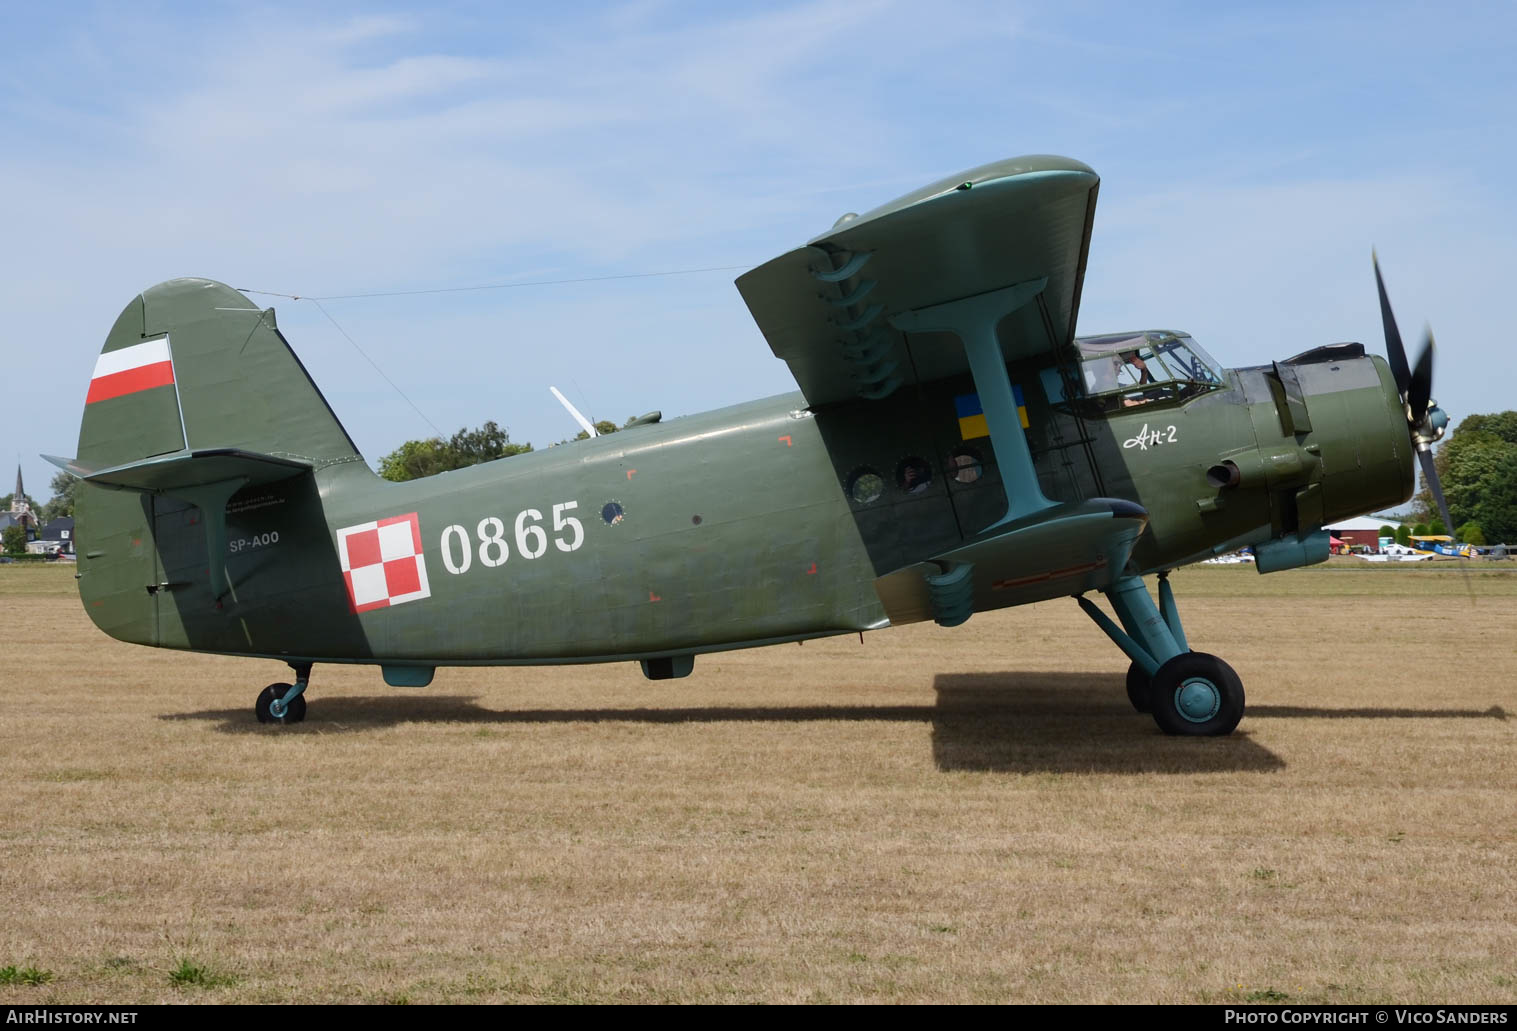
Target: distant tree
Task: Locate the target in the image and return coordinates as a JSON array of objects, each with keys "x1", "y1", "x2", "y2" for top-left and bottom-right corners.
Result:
[
  {"x1": 1413, "y1": 523, "x2": 1430, "y2": 537},
  {"x1": 1415, "y1": 411, "x2": 1517, "y2": 543},
  {"x1": 378, "y1": 421, "x2": 532, "y2": 483},
  {"x1": 446, "y1": 421, "x2": 532, "y2": 466},
  {"x1": 378, "y1": 439, "x2": 447, "y2": 482},
  {"x1": 1428, "y1": 518, "x2": 1446, "y2": 536},
  {"x1": 1456, "y1": 522, "x2": 1486, "y2": 546},
  {"x1": 1452, "y1": 411, "x2": 1517, "y2": 442},
  {"x1": 1395, "y1": 526, "x2": 1411, "y2": 546},
  {"x1": 571, "y1": 419, "x2": 622, "y2": 442},
  {"x1": 1378, "y1": 525, "x2": 1396, "y2": 540},
  {"x1": 1, "y1": 525, "x2": 25, "y2": 555},
  {"x1": 40, "y1": 471, "x2": 77, "y2": 523}
]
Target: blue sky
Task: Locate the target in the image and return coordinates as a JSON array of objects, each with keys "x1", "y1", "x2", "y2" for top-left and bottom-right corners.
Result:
[{"x1": 3, "y1": 1, "x2": 1513, "y2": 502}]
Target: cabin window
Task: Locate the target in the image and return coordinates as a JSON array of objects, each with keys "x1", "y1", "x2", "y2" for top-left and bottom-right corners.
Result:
[
  {"x1": 896, "y1": 457, "x2": 932, "y2": 495},
  {"x1": 947, "y1": 448, "x2": 983, "y2": 484},
  {"x1": 601, "y1": 501, "x2": 625, "y2": 525},
  {"x1": 846, "y1": 468, "x2": 885, "y2": 505}
]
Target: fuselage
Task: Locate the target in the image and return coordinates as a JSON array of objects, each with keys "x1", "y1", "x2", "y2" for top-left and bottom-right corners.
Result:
[{"x1": 78, "y1": 340, "x2": 1412, "y2": 667}]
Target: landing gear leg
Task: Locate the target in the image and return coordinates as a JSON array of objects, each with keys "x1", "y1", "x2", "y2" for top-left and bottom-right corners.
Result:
[
  {"x1": 255, "y1": 662, "x2": 311, "y2": 725},
  {"x1": 1077, "y1": 573, "x2": 1244, "y2": 736}
]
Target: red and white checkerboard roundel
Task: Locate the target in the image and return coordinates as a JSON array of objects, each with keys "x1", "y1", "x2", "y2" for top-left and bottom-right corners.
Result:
[{"x1": 335, "y1": 513, "x2": 431, "y2": 613}]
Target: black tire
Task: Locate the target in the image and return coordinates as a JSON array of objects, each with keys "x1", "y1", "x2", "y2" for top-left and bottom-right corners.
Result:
[
  {"x1": 1149, "y1": 652, "x2": 1244, "y2": 737},
  {"x1": 255, "y1": 683, "x2": 307, "y2": 725},
  {"x1": 1125, "y1": 661, "x2": 1152, "y2": 714}
]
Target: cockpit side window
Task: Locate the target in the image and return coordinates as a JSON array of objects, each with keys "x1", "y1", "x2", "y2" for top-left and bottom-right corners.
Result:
[
  {"x1": 1151, "y1": 338, "x2": 1223, "y2": 386},
  {"x1": 1072, "y1": 332, "x2": 1224, "y2": 411}
]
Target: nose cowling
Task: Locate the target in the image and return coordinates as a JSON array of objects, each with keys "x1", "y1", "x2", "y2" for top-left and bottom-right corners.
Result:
[
  {"x1": 1205, "y1": 256, "x2": 1446, "y2": 552},
  {"x1": 1218, "y1": 354, "x2": 1413, "y2": 541},
  {"x1": 1296, "y1": 353, "x2": 1417, "y2": 527}
]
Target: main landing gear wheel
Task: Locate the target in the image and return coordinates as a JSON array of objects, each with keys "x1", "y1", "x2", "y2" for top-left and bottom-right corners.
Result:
[
  {"x1": 1125, "y1": 661, "x2": 1152, "y2": 714},
  {"x1": 256, "y1": 683, "x2": 307, "y2": 725},
  {"x1": 1149, "y1": 652, "x2": 1244, "y2": 737}
]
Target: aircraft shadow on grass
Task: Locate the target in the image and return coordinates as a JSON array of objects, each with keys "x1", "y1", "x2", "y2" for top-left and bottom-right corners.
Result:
[
  {"x1": 166, "y1": 670, "x2": 1497, "y2": 775},
  {"x1": 1247, "y1": 704, "x2": 1508, "y2": 720},
  {"x1": 928, "y1": 673, "x2": 1286, "y2": 774}
]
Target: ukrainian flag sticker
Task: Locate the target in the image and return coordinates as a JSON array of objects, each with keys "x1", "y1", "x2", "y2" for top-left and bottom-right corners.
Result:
[
  {"x1": 954, "y1": 393, "x2": 988, "y2": 439},
  {"x1": 955, "y1": 388, "x2": 1028, "y2": 439}
]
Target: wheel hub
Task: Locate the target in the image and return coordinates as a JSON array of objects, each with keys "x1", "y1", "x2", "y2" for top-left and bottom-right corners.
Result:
[{"x1": 1174, "y1": 677, "x2": 1221, "y2": 723}]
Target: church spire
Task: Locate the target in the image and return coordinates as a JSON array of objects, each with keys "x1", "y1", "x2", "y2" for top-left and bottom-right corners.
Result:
[{"x1": 10, "y1": 465, "x2": 35, "y2": 533}]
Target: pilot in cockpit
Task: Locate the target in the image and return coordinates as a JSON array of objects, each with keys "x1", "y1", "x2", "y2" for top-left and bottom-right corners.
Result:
[
  {"x1": 1122, "y1": 351, "x2": 1153, "y2": 385},
  {"x1": 1084, "y1": 349, "x2": 1152, "y2": 394}
]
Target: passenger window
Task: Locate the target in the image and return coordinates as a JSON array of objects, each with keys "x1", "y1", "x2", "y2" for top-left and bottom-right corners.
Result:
[
  {"x1": 947, "y1": 448, "x2": 983, "y2": 484},
  {"x1": 896, "y1": 457, "x2": 932, "y2": 495},
  {"x1": 846, "y1": 468, "x2": 884, "y2": 504}
]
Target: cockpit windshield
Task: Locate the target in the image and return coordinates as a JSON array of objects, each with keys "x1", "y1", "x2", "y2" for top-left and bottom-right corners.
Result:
[{"x1": 1074, "y1": 331, "x2": 1224, "y2": 409}]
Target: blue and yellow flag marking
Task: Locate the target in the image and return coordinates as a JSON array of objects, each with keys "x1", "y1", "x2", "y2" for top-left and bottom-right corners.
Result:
[{"x1": 955, "y1": 388, "x2": 1027, "y2": 440}]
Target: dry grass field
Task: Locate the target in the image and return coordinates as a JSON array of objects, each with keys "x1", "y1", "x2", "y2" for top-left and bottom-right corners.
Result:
[{"x1": 2, "y1": 560, "x2": 1514, "y2": 1004}]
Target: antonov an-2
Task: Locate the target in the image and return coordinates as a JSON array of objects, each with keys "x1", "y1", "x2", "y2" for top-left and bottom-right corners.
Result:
[{"x1": 51, "y1": 155, "x2": 1450, "y2": 736}]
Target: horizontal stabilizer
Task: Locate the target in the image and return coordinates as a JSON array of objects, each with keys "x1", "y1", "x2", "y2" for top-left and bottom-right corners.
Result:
[
  {"x1": 874, "y1": 498, "x2": 1147, "y2": 626},
  {"x1": 45, "y1": 448, "x2": 311, "y2": 493},
  {"x1": 47, "y1": 448, "x2": 313, "y2": 601}
]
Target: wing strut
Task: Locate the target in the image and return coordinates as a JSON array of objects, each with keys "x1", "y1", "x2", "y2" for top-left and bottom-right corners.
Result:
[{"x1": 891, "y1": 279, "x2": 1054, "y2": 527}]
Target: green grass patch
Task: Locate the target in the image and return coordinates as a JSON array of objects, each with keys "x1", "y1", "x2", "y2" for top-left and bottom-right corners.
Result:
[
  {"x1": 168, "y1": 958, "x2": 235, "y2": 988},
  {"x1": 0, "y1": 965, "x2": 55, "y2": 986}
]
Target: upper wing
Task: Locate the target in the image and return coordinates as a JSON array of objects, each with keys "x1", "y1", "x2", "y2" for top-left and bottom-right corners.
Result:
[{"x1": 736, "y1": 155, "x2": 1099, "y2": 408}]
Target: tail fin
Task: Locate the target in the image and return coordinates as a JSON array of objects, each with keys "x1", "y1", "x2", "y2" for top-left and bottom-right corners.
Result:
[
  {"x1": 65, "y1": 279, "x2": 369, "y2": 610},
  {"x1": 76, "y1": 278, "x2": 361, "y2": 471}
]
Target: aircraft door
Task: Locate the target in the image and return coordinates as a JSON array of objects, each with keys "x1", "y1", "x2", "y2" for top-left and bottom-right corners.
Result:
[
  {"x1": 920, "y1": 365, "x2": 1108, "y2": 534},
  {"x1": 149, "y1": 494, "x2": 207, "y2": 646}
]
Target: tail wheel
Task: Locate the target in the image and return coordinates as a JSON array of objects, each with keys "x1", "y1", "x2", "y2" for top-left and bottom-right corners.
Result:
[
  {"x1": 256, "y1": 683, "x2": 307, "y2": 725},
  {"x1": 1150, "y1": 652, "x2": 1244, "y2": 737},
  {"x1": 1125, "y1": 661, "x2": 1152, "y2": 714}
]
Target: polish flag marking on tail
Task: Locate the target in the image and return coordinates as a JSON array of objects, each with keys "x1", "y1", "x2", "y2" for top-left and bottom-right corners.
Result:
[
  {"x1": 86, "y1": 336, "x2": 176, "y2": 404},
  {"x1": 336, "y1": 512, "x2": 431, "y2": 613}
]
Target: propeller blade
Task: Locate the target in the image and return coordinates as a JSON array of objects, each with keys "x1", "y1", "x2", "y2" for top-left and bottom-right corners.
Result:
[
  {"x1": 1374, "y1": 253, "x2": 1412, "y2": 400},
  {"x1": 1378, "y1": 257, "x2": 1464, "y2": 597},
  {"x1": 1419, "y1": 448, "x2": 1475, "y2": 603},
  {"x1": 1417, "y1": 449, "x2": 1453, "y2": 541},
  {"x1": 1406, "y1": 330, "x2": 1435, "y2": 426}
]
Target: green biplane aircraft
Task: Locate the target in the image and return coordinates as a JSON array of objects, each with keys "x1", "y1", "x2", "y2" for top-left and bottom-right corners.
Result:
[{"x1": 50, "y1": 155, "x2": 1453, "y2": 736}]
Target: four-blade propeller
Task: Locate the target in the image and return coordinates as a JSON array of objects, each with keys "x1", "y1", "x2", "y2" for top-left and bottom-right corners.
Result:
[{"x1": 1373, "y1": 254, "x2": 1456, "y2": 548}]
